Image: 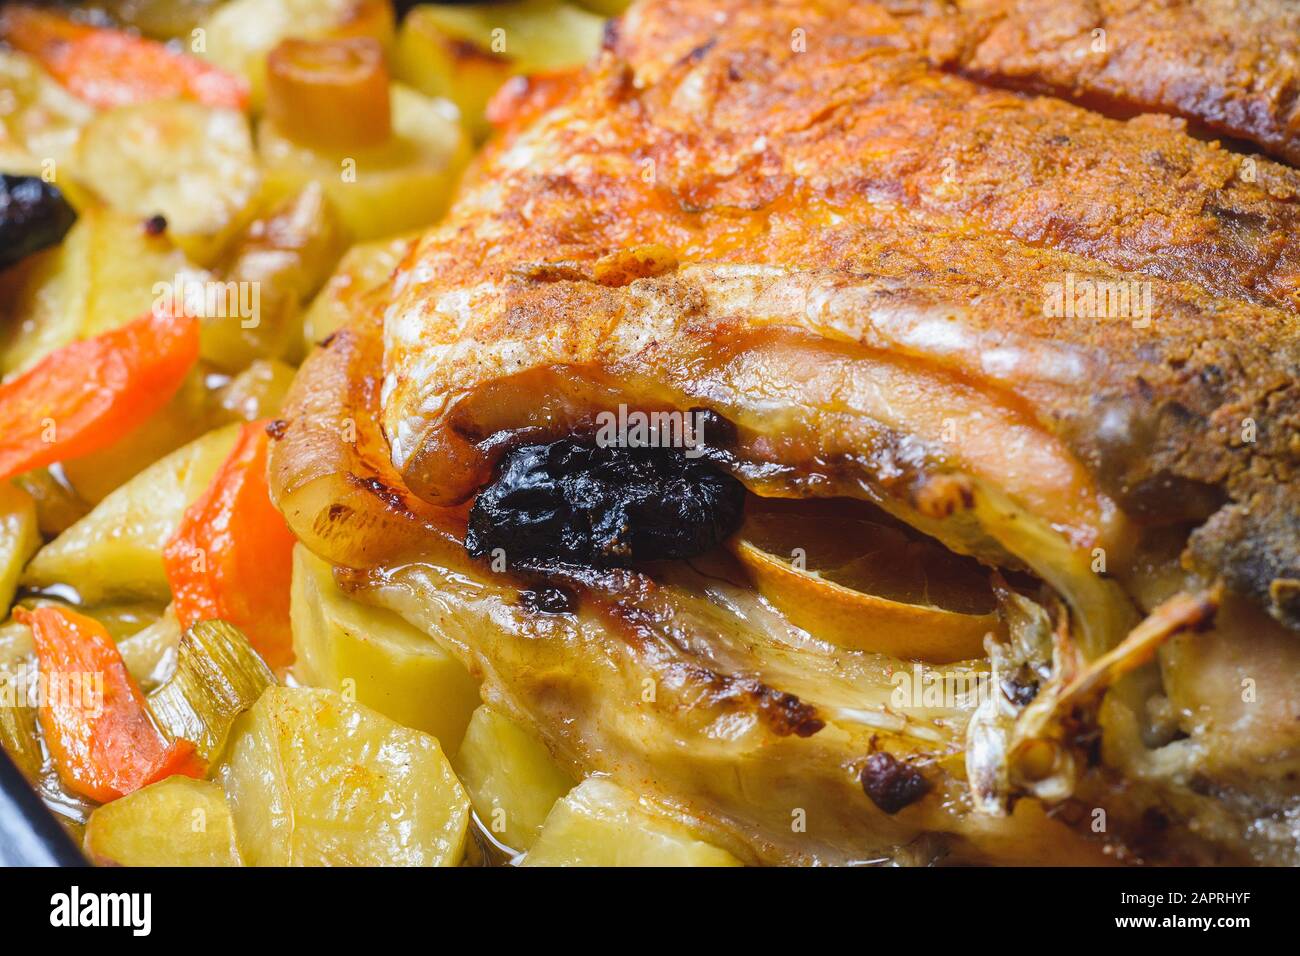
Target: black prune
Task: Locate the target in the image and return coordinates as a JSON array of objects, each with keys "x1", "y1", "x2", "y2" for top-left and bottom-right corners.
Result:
[
  {"x1": 0, "y1": 175, "x2": 77, "y2": 272},
  {"x1": 466, "y1": 438, "x2": 746, "y2": 569},
  {"x1": 860, "y1": 752, "x2": 930, "y2": 814}
]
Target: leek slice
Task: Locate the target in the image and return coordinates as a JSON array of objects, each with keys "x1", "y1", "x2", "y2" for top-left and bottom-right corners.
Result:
[{"x1": 147, "y1": 620, "x2": 275, "y2": 764}]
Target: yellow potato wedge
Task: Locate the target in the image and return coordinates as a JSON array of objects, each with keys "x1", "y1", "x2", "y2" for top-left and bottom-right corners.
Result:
[
  {"x1": 455, "y1": 705, "x2": 574, "y2": 852},
  {"x1": 203, "y1": 184, "x2": 348, "y2": 371},
  {"x1": 523, "y1": 778, "x2": 742, "y2": 867},
  {"x1": 22, "y1": 425, "x2": 240, "y2": 604},
  {"x1": 258, "y1": 84, "x2": 470, "y2": 241},
  {"x1": 84, "y1": 777, "x2": 242, "y2": 867},
  {"x1": 301, "y1": 232, "x2": 413, "y2": 346},
  {"x1": 0, "y1": 49, "x2": 94, "y2": 175},
  {"x1": 405, "y1": 1, "x2": 605, "y2": 73},
  {"x1": 217, "y1": 686, "x2": 470, "y2": 866},
  {"x1": 1, "y1": 204, "x2": 200, "y2": 376},
  {"x1": 76, "y1": 101, "x2": 261, "y2": 265},
  {"x1": 291, "y1": 543, "x2": 479, "y2": 752},
  {"x1": 0, "y1": 483, "x2": 38, "y2": 617},
  {"x1": 394, "y1": 8, "x2": 511, "y2": 142}
]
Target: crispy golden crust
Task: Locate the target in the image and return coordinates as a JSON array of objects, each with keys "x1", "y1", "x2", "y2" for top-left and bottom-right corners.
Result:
[
  {"x1": 383, "y1": 0, "x2": 1300, "y2": 627},
  {"x1": 889, "y1": 0, "x2": 1300, "y2": 165}
]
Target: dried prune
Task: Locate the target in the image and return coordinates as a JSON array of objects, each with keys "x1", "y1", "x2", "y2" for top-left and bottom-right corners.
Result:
[
  {"x1": 0, "y1": 175, "x2": 77, "y2": 271},
  {"x1": 860, "y1": 752, "x2": 930, "y2": 814},
  {"x1": 466, "y1": 438, "x2": 745, "y2": 569}
]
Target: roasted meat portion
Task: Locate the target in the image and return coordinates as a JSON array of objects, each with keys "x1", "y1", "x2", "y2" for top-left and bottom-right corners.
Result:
[
  {"x1": 270, "y1": 0, "x2": 1300, "y2": 864},
  {"x1": 888, "y1": 0, "x2": 1300, "y2": 166}
]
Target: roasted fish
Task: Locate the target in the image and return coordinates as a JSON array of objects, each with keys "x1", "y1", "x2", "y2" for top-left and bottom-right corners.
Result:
[{"x1": 269, "y1": 0, "x2": 1300, "y2": 865}]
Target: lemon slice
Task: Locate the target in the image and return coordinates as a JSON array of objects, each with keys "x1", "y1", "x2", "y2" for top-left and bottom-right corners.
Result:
[{"x1": 728, "y1": 498, "x2": 997, "y2": 662}]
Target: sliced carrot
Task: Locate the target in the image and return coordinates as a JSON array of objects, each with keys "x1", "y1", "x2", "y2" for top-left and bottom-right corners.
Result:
[
  {"x1": 15, "y1": 605, "x2": 205, "y2": 803},
  {"x1": 0, "y1": 5, "x2": 248, "y2": 111},
  {"x1": 164, "y1": 421, "x2": 297, "y2": 669},
  {"x1": 0, "y1": 311, "x2": 200, "y2": 482}
]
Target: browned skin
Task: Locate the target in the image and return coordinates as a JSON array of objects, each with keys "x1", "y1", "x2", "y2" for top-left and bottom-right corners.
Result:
[
  {"x1": 887, "y1": 0, "x2": 1300, "y2": 166},
  {"x1": 386, "y1": 0, "x2": 1300, "y2": 629}
]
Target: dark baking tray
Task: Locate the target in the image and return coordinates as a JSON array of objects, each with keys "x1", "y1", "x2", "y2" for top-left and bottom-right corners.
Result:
[{"x1": 0, "y1": 746, "x2": 86, "y2": 867}]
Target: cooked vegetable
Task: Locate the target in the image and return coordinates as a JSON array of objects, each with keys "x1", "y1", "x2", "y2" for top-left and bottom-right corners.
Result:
[
  {"x1": 0, "y1": 5, "x2": 248, "y2": 111},
  {"x1": 1, "y1": 205, "x2": 196, "y2": 377},
  {"x1": 522, "y1": 778, "x2": 741, "y2": 867},
  {"x1": 164, "y1": 421, "x2": 297, "y2": 669},
  {"x1": 217, "y1": 686, "x2": 470, "y2": 866},
  {"x1": 76, "y1": 100, "x2": 260, "y2": 265},
  {"x1": 402, "y1": 2, "x2": 604, "y2": 73},
  {"x1": 23, "y1": 424, "x2": 240, "y2": 603},
  {"x1": 0, "y1": 482, "x2": 38, "y2": 616},
  {"x1": 259, "y1": 83, "x2": 470, "y2": 241},
  {"x1": 200, "y1": 0, "x2": 395, "y2": 110},
  {"x1": 215, "y1": 359, "x2": 297, "y2": 422},
  {"x1": 114, "y1": 604, "x2": 182, "y2": 691},
  {"x1": 0, "y1": 175, "x2": 77, "y2": 272},
  {"x1": 0, "y1": 49, "x2": 95, "y2": 174},
  {"x1": 15, "y1": 605, "x2": 205, "y2": 803},
  {"x1": 203, "y1": 185, "x2": 347, "y2": 371},
  {"x1": 291, "y1": 543, "x2": 479, "y2": 750},
  {"x1": 11, "y1": 469, "x2": 87, "y2": 538},
  {"x1": 147, "y1": 620, "x2": 276, "y2": 764},
  {"x1": 61, "y1": 368, "x2": 221, "y2": 506},
  {"x1": 729, "y1": 498, "x2": 999, "y2": 662},
  {"x1": 0, "y1": 310, "x2": 200, "y2": 483},
  {"x1": 454, "y1": 705, "x2": 573, "y2": 852},
  {"x1": 95, "y1": 0, "x2": 223, "y2": 41},
  {"x1": 267, "y1": 38, "x2": 392, "y2": 151},
  {"x1": 84, "y1": 777, "x2": 242, "y2": 866},
  {"x1": 394, "y1": 7, "x2": 511, "y2": 141},
  {"x1": 301, "y1": 233, "x2": 413, "y2": 346}
]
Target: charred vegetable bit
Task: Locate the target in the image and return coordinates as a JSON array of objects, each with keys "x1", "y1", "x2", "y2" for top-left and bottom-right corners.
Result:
[
  {"x1": 0, "y1": 175, "x2": 77, "y2": 272},
  {"x1": 466, "y1": 439, "x2": 745, "y2": 569},
  {"x1": 15, "y1": 605, "x2": 205, "y2": 803}
]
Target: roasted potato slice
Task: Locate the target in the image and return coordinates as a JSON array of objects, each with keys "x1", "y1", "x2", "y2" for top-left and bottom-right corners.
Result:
[
  {"x1": 0, "y1": 482, "x2": 38, "y2": 617},
  {"x1": 455, "y1": 705, "x2": 574, "y2": 852},
  {"x1": 301, "y1": 232, "x2": 413, "y2": 346},
  {"x1": 75, "y1": 100, "x2": 261, "y2": 265},
  {"x1": 0, "y1": 205, "x2": 197, "y2": 376},
  {"x1": 217, "y1": 686, "x2": 470, "y2": 866},
  {"x1": 22, "y1": 425, "x2": 240, "y2": 603},
  {"x1": 291, "y1": 543, "x2": 479, "y2": 751},
  {"x1": 84, "y1": 777, "x2": 242, "y2": 867},
  {"x1": 523, "y1": 778, "x2": 741, "y2": 867},
  {"x1": 203, "y1": 184, "x2": 348, "y2": 370},
  {"x1": 394, "y1": 8, "x2": 511, "y2": 142}
]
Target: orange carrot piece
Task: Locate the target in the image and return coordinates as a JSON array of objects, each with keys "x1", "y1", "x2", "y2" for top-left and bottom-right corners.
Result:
[
  {"x1": 0, "y1": 5, "x2": 249, "y2": 111},
  {"x1": 163, "y1": 421, "x2": 297, "y2": 669},
  {"x1": 0, "y1": 311, "x2": 200, "y2": 482},
  {"x1": 15, "y1": 606, "x2": 205, "y2": 804}
]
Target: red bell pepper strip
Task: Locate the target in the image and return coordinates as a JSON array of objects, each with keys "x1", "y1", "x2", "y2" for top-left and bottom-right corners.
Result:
[
  {"x1": 0, "y1": 5, "x2": 249, "y2": 111},
  {"x1": 15, "y1": 605, "x2": 205, "y2": 803},
  {"x1": 0, "y1": 311, "x2": 200, "y2": 482},
  {"x1": 164, "y1": 420, "x2": 297, "y2": 669}
]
